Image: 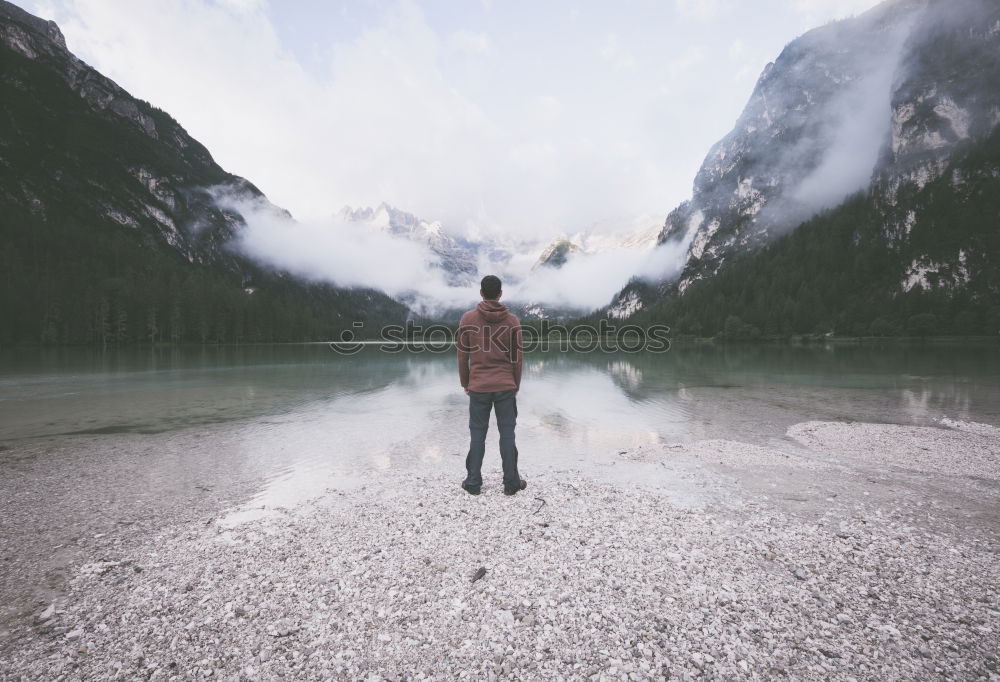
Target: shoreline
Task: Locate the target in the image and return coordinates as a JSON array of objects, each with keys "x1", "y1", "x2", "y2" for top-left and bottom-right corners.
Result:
[
  {"x1": 2, "y1": 419, "x2": 998, "y2": 680},
  {"x1": 0, "y1": 334, "x2": 997, "y2": 351}
]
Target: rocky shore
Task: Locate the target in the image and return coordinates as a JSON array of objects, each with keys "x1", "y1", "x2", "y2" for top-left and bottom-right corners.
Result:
[{"x1": 2, "y1": 419, "x2": 999, "y2": 681}]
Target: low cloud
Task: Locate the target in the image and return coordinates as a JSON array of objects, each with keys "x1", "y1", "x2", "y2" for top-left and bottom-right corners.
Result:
[
  {"x1": 214, "y1": 190, "x2": 466, "y2": 311},
  {"x1": 219, "y1": 190, "x2": 681, "y2": 315},
  {"x1": 37, "y1": 0, "x2": 682, "y2": 237},
  {"x1": 500, "y1": 222, "x2": 693, "y2": 311},
  {"x1": 789, "y1": 49, "x2": 900, "y2": 211},
  {"x1": 503, "y1": 248, "x2": 666, "y2": 311},
  {"x1": 758, "y1": 2, "x2": 919, "y2": 229}
]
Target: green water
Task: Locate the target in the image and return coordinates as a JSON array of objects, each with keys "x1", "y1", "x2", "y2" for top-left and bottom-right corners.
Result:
[{"x1": 1, "y1": 342, "x2": 998, "y2": 445}]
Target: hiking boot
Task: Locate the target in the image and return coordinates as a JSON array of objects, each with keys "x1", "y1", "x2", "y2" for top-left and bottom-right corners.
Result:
[
  {"x1": 461, "y1": 481, "x2": 481, "y2": 496},
  {"x1": 504, "y1": 478, "x2": 527, "y2": 496}
]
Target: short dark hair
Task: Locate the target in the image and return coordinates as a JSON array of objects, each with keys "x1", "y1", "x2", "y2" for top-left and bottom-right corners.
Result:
[{"x1": 480, "y1": 275, "x2": 502, "y2": 300}]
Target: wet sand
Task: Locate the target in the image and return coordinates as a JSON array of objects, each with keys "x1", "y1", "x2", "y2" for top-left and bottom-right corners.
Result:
[{"x1": 1, "y1": 419, "x2": 998, "y2": 681}]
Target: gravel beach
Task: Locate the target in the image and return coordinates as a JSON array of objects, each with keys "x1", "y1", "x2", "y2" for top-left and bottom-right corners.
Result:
[
  {"x1": 1, "y1": 419, "x2": 999, "y2": 681},
  {"x1": 787, "y1": 419, "x2": 1000, "y2": 479}
]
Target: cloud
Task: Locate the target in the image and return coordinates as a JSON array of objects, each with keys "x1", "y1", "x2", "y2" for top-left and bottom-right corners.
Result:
[
  {"x1": 502, "y1": 236, "x2": 691, "y2": 311},
  {"x1": 508, "y1": 251, "x2": 654, "y2": 311},
  {"x1": 217, "y1": 188, "x2": 680, "y2": 314},
  {"x1": 599, "y1": 32, "x2": 637, "y2": 70},
  {"x1": 531, "y1": 95, "x2": 561, "y2": 125},
  {"x1": 787, "y1": 0, "x2": 885, "y2": 23},
  {"x1": 214, "y1": 190, "x2": 469, "y2": 310},
  {"x1": 767, "y1": 4, "x2": 919, "y2": 225},
  {"x1": 664, "y1": 45, "x2": 706, "y2": 79},
  {"x1": 674, "y1": 0, "x2": 725, "y2": 20},
  {"x1": 789, "y1": 53, "x2": 898, "y2": 211},
  {"x1": 28, "y1": 0, "x2": 886, "y2": 243},
  {"x1": 215, "y1": 0, "x2": 264, "y2": 14},
  {"x1": 35, "y1": 0, "x2": 679, "y2": 239},
  {"x1": 447, "y1": 28, "x2": 490, "y2": 55},
  {"x1": 20, "y1": 0, "x2": 917, "y2": 312},
  {"x1": 35, "y1": 1, "x2": 492, "y2": 227}
]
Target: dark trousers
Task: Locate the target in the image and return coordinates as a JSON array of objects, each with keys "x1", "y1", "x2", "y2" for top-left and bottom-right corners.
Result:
[{"x1": 464, "y1": 389, "x2": 520, "y2": 491}]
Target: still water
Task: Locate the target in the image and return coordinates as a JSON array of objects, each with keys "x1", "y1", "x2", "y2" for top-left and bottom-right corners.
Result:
[
  {"x1": 1, "y1": 342, "x2": 998, "y2": 509},
  {"x1": 4, "y1": 343, "x2": 1000, "y2": 438},
  {"x1": 3, "y1": 342, "x2": 1000, "y2": 446}
]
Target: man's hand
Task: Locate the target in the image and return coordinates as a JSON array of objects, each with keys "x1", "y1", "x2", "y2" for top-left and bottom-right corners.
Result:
[{"x1": 464, "y1": 387, "x2": 469, "y2": 395}]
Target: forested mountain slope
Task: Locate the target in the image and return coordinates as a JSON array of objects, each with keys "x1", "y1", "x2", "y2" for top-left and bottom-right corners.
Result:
[
  {"x1": 627, "y1": 127, "x2": 1000, "y2": 337},
  {"x1": 0, "y1": 1, "x2": 407, "y2": 345},
  {"x1": 606, "y1": 0, "x2": 1000, "y2": 335}
]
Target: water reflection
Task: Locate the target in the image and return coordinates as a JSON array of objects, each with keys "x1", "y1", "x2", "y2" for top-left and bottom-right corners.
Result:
[
  {"x1": 1, "y1": 343, "x2": 998, "y2": 476},
  {"x1": 531, "y1": 343, "x2": 1000, "y2": 435}
]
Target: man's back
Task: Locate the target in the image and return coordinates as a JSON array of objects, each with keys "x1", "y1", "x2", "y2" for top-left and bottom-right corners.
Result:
[
  {"x1": 457, "y1": 299, "x2": 523, "y2": 393},
  {"x1": 458, "y1": 276, "x2": 526, "y2": 497}
]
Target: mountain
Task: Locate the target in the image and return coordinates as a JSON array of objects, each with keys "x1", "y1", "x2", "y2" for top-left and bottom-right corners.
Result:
[
  {"x1": 606, "y1": 0, "x2": 1000, "y2": 334},
  {"x1": 535, "y1": 238, "x2": 581, "y2": 269},
  {"x1": 520, "y1": 216, "x2": 664, "y2": 320},
  {"x1": 337, "y1": 203, "x2": 479, "y2": 285},
  {"x1": 534, "y1": 216, "x2": 662, "y2": 270},
  {"x1": 332, "y1": 200, "x2": 661, "y2": 321},
  {"x1": 0, "y1": 1, "x2": 407, "y2": 345}
]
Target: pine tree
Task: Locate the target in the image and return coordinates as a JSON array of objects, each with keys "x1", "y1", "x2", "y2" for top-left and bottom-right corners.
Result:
[
  {"x1": 146, "y1": 308, "x2": 159, "y2": 345},
  {"x1": 115, "y1": 305, "x2": 128, "y2": 345}
]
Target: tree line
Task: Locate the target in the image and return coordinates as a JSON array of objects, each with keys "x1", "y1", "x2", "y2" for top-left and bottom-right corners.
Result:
[{"x1": 0, "y1": 202, "x2": 406, "y2": 347}]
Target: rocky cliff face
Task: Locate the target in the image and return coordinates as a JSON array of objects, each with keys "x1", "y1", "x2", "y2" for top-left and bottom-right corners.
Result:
[
  {"x1": 607, "y1": 0, "x2": 1000, "y2": 318},
  {"x1": 0, "y1": 1, "x2": 407, "y2": 343},
  {"x1": 873, "y1": 0, "x2": 1000, "y2": 288}
]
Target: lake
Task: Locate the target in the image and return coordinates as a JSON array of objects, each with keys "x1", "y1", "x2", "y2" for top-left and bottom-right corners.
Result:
[
  {"x1": 1, "y1": 340, "x2": 998, "y2": 511},
  {"x1": 2, "y1": 341, "x2": 999, "y2": 477}
]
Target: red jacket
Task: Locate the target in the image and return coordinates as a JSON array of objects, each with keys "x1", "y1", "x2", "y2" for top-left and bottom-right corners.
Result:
[{"x1": 457, "y1": 300, "x2": 523, "y2": 392}]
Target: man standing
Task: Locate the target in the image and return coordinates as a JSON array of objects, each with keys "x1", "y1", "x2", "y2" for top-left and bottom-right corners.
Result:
[{"x1": 457, "y1": 275, "x2": 526, "y2": 496}]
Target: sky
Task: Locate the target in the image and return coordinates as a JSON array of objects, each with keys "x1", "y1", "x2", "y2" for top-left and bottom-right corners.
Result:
[{"x1": 20, "y1": 0, "x2": 887, "y2": 239}]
